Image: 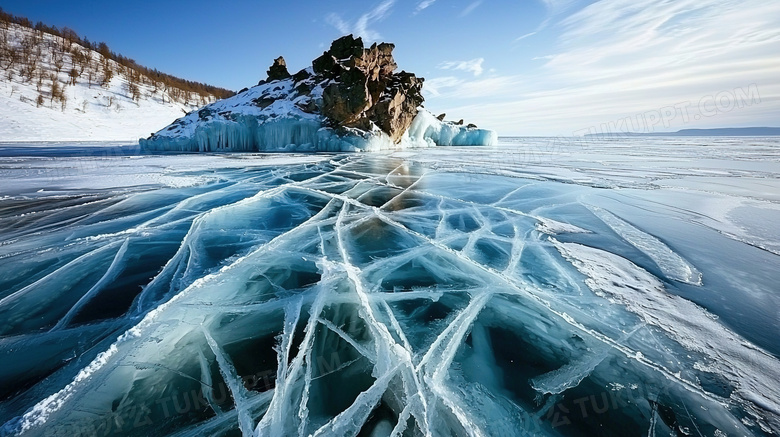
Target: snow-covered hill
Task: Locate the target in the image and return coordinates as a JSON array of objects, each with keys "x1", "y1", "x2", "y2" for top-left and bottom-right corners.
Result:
[{"x1": 0, "y1": 22, "x2": 221, "y2": 142}]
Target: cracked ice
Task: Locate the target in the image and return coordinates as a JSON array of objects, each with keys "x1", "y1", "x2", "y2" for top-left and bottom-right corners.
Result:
[{"x1": 1, "y1": 143, "x2": 780, "y2": 436}]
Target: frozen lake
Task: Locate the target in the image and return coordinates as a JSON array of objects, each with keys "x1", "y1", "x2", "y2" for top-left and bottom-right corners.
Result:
[{"x1": 0, "y1": 137, "x2": 779, "y2": 436}]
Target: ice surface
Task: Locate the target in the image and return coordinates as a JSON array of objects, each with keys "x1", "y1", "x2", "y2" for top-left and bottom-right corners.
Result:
[{"x1": 1, "y1": 137, "x2": 779, "y2": 436}]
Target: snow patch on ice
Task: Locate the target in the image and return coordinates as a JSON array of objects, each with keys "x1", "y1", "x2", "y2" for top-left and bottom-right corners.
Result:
[
  {"x1": 534, "y1": 217, "x2": 591, "y2": 235},
  {"x1": 586, "y1": 204, "x2": 702, "y2": 285}
]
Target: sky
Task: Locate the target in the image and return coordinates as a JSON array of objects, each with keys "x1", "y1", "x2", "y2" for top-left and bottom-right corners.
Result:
[{"x1": 1, "y1": 0, "x2": 779, "y2": 135}]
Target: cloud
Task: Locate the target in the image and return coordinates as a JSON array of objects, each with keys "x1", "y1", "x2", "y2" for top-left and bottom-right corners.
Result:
[
  {"x1": 539, "y1": 0, "x2": 574, "y2": 14},
  {"x1": 459, "y1": 1, "x2": 483, "y2": 17},
  {"x1": 514, "y1": 31, "x2": 537, "y2": 42},
  {"x1": 424, "y1": 75, "x2": 523, "y2": 99},
  {"x1": 325, "y1": 14, "x2": 350, "y2": 35},
  {"x1": 438, "y1": 58, "x2": 485, "y2": 76},
  {"x1": 326, "y1": 0, "x2": 396, "y2": 42},
  {"x1": 415, "y1": 0, "x2": 436, "y2": 13},
  {"x1": 424, "y1": 77, "x2": 463, "y2": 97},
  {"x1": 512, "y1": 17, "x2": 548, "y2": 45},
  {"x1": 429, "y1": 0, "x2": 780, "y2": 135}
]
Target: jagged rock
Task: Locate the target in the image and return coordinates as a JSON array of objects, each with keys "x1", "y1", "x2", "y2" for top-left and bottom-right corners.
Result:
[
  {"x1": 292, "y1": 69, "x2": 311, "y2": 82},
  {"x1": 253, "y1": 97, "x2": 276, "y2": 109},
  {"x1": 329, "y1": 34, "x2": 365, "y2": 60},
  {"x1": 294, "y1": 81, "x2": 312, "y2": 95},
  {"x1": 312, "y1": 53, "x2": 339, "y2": 75},
  {"x1": 317, "y1": 35, "x2": 424, "y2": 143},
  {"x1": 295, "y1": 98, "x2": 318, "y2": 114},
  {"x1": 365, "y1": 72, "x2": 424, "y2": 142},
  {"x1": 321, "y1": 67, "x2": 372, "y2": 127},
  {"x1": 437, "y1": 113, "x2": 446, "y2": 121},
  {"x1": 267, "y1": 56, "x2": 291, "y2": 81}
]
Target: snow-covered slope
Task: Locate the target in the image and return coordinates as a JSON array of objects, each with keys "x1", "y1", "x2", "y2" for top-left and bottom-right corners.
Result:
[
  {"x1": 0, "y1": 23, "x2": 217, "y2": 142},
  {"x1": 140, "y1": 77, "x2": 497, "y2": 153}
]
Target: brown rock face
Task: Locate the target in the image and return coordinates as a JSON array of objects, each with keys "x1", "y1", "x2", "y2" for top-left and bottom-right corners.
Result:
[
  {"x1": 315, "y1": 35, "x2": 424, "y2": 143},
  {"x1": 365, "y1": 72, "x2": 424, "y2": 142},
  {"x1": 267, "y1": 56, "x2": 291, "y2": 81},
  {"x1": 252, "y1": 35, "x2": 425, "y2": 143}
]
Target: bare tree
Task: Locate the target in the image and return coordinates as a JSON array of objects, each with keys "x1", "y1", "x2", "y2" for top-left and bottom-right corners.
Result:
[
  {"x1": 100, "y1": 61, "x2": 113, "y2": 88},
  {"x1": 20, "y1": 33, "x2": 35, "y2": 60},
  {"x1": 86, "y1": 61, "x2": 96, "y2": 87},
  {"x1": 0, "y1": 25, "x2": 7, "y2": 57},
  {"x1": 124, "y1": 80, "x2": 141, "y2": 102},
  {"x1": 21, "y1": 58, "x2": 37, "y2": 83},
  {"x1": 130, "y1": 82, "x2": 141, "y2": 102},
  {"x1": 52, "y1": 50, "x2": 65, "y2": 75},
  {"x1": 2, "y1": 45, "x2": 18, "y2": 70},
  {"x1": 97, "y1": 41, "x2": 110, "y2": 59},
  {"x1": 50, "y1": 75, "x2": 61, "y2": 104},
  {"x1": 68, "y1": 67, "x2": 78, "y2": 85},
  {"x1": 73, "y1": 47, "x2": 90, "y2": 76},
  {"x1": 36, "y1": 67, "x2": 46, "y2": 92},
  {"x1": 61, "y1": 27, "x2": 78, "y2": 51}
]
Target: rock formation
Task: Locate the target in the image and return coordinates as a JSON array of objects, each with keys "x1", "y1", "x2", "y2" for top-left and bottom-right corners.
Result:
[
  {"x1": 250, "y1": 36, "x2": 424, "y2": 143},
  {"x1": 266, "y1": 56, "x2": 291, "y2": 82},
  {"x1": 140, "y1": 35, "x2": 496, "y2": 152},
  {"x1": 306, "y1": 35, "x2": 424, "y2": 143}
]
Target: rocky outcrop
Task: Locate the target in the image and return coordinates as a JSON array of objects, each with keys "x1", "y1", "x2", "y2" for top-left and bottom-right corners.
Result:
[
  {"x1": 310, "y1": 35, "x2": 424, "y2": 143},
  {"x1": 249, "y1": 36, "x2": 425, "y2": 143},
  {"x1": 266, "y1": 57, "x2": 291, "y2": 82},
  {"x1": 141, "y1": 35, "x2": 496, "y2": 152}
]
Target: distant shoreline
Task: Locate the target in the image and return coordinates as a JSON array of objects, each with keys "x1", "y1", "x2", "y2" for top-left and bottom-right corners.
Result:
[{"x1": 583, "y1": 127, "x2": 780, "y2": 137}]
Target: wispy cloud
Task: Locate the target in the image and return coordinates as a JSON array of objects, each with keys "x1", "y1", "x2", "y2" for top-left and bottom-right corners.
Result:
[
  {"x1": 415, "y1": 0, "x2": 436, "y2": 14},
  {"x1": 429, "y1": 0, "x2": 780, "y2": 135},
  {"x1": 424, "y1": 77, "x2": 462, "y2": 97},
  {"x1": 424, "y1": 75, "x2": 524, "y2": 99},
  {"x1": 539, "y1": 0, "x2": 574, "y2": 14},
  {"x1": 438, "y1": 58, "x2": 485, "y2": 76},
  {"x1": 326, "y1": 0, "x2": 396, "y2": 42},
  {"x1": 514, "y1": 31, "x2": 537, "y2": 42},
  {"x1": 512, "y1": 17, "x2": 549, "y2": 45},
  {"x1": 460, "y1": 1, "x2": 483, "y2": 17}
]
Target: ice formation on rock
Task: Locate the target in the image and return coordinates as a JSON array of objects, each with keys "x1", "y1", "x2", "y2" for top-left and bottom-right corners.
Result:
[{"x1": 140, "y1": 35, "x2": 497, "y2": 152}]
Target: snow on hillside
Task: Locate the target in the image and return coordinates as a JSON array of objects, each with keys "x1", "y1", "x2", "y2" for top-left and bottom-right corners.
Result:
[{"x1": 0, "y1": 22, "x2": 218, "y2": 142}]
